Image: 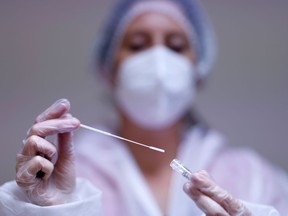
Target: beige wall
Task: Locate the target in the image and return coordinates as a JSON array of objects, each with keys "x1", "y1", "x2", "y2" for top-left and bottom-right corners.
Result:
[{"x1": 0, "y1": 0, "x2": 287, "y2": 184}]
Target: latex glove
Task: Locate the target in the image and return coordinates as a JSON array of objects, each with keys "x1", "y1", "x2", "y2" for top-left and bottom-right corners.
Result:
[
  {"x1": 184, "y1": 170, "x2": 252, "y2": 216},
  {"x1": 16, "y1": 99, "x2": 80, "y2": 206}
]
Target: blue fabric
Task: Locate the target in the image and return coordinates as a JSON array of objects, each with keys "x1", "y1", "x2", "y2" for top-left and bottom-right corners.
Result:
[{"x1": 95, "y1": 0, "x2": 215, "y2": 77}]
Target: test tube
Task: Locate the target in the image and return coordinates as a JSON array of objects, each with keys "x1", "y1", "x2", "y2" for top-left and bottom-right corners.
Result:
[{"x1": 170, "y1": 159, "x2": 192, "y2": 180}]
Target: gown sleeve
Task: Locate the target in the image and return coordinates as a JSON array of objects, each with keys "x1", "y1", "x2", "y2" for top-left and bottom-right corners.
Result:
[
  {"x1": 198, "y1": 202, "x2": 280, "y2": 216},
  {"x1": 243, "y1": 201, "x2": 280, "y2": 216},
  {"x1": 0, "y1": 178, "x2": 102, "y2": 216}
]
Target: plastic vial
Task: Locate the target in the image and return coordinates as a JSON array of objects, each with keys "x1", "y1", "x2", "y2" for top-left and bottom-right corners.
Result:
[{"x1": 170, "y1": 159, "x2": 192, "y2": 180}]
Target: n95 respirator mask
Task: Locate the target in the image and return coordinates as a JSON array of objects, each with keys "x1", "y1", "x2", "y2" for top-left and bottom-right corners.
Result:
[{"x1": 115, "y1": 46, "x2": 196, "y2": 129}]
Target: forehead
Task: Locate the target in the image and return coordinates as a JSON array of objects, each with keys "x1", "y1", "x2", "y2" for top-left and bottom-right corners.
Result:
[{"x1": 124, "y1": 12, "x2": 188, "y2": 36}]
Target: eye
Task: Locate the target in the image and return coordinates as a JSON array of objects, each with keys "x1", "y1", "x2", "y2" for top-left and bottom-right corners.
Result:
[
  {"x1": 126, "y1": 32, "x2": 150, "y2": 52},
  {"x1": 166, "y1": 33, "x2": 189, "y2": 53}
]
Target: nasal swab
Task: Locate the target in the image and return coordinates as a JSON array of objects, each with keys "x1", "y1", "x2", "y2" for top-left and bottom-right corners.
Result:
[{"x1": 79, "y1": 124, "x2": 165, "y2": 153}]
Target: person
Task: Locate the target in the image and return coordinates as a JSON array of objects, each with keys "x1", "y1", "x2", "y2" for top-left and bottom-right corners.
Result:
[{"x1": 0, "y1": 0, "x2": 287, "y2": 215}]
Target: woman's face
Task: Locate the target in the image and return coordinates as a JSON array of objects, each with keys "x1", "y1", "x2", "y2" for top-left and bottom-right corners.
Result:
[{"x1": 112, "y1": 11, "x2": 196, "y2": 82}]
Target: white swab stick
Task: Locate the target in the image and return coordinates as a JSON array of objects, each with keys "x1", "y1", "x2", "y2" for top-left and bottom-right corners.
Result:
[{"x1": 79, "y1": 124, "x2": 165, "y2": 153}]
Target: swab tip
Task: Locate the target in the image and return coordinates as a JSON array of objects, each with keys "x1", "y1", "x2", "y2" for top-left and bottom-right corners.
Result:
[{"x1": 149, "y1": 146, "x2": 165, "y2": 153}]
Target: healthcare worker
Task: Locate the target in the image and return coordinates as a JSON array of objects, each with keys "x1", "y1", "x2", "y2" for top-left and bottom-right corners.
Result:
[{"x1": 1, "y1": 0, "x2": 288, "y2": 215}]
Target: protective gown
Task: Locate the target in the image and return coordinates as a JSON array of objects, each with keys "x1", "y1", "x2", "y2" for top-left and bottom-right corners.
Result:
[{"x1": 0, "y1": 125, "x2": 287, "y2": 215}]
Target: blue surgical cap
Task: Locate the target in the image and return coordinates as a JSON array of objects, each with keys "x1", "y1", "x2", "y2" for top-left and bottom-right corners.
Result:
[{"x1": 95, "y1": 0, "x2": 216, "y2": 79}]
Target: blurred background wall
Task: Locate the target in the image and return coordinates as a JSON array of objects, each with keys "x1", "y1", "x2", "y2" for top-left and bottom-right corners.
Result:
[{"x1": 0, "y1": 0, "x2": 287, "y2": 185}]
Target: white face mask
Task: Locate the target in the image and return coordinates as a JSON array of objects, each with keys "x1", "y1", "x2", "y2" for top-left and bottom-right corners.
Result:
[{"x1": 115, "y1": 46, "x2": 196, "y2": 129}]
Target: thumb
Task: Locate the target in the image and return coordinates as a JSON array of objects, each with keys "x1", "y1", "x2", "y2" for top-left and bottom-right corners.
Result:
[
  {"x1": 56, "y1": 115, "x2": 80, "y2": 165},
  {"x1": 53, "y1": 131, "x2": 76, "y2": 191}
]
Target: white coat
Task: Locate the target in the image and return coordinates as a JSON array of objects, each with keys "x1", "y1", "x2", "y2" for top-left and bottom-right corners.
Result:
[{"x1": 1, "y1": 125, "x2": 287, "y2": 215}]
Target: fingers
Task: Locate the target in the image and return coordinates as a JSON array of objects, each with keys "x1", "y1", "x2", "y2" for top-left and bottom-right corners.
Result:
[
  {"x1": 22, "y1": 135, "x2": 58, "y2": 164},
  {"x1": 191, "y1": 170, "x2": 251, "y2": 216},
  {"x1": 27, "y1": 117, "x2": 80, "y2": 138},
  {"x1": 27, "y1": 99, "x2": 80, "y2": 138},
  {"x1": 16, "y1": 155, "x2": 54, "y2": 189},
  {"x1": 184, "y1": 170, "x2": 252, "y2": 216},
  {"x1": 35, "y1": 99, "x2": 71, "y2": 123},
  {"x1": 15, "y1": 99, "x2": 78, "y2": 206},
  {"x1": 184, "y1": 182, "x2": 229, "y2": 216}
]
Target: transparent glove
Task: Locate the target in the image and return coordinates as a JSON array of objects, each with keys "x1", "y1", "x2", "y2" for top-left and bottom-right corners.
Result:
[
  {"x1": 184, "y1": 170, "x2": 252, "y2": 216},
  {"x1": 15, "y1": 99, "x2": 80, "y2": 206}
]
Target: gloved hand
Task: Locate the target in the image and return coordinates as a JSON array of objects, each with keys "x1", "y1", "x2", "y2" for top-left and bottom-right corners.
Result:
[
  {"x1": 184, "y1": 170, "x2": 252, "y2": 216},
  {"x1": 16, "y1": 99, "x2": 80, "y2": 206}
]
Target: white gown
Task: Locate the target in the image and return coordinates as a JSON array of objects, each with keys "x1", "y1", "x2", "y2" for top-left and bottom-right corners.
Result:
[{"x1": 0, "y1": 125, "x2": 287, "y2": 215}]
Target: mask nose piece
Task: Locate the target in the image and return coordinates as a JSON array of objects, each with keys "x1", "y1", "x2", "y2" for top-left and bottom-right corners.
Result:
[{"x1": 150, "y1": 46, "x2": 170, "y2": 85}]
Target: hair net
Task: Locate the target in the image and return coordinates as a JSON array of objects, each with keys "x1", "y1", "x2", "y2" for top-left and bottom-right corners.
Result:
[{"x1": 95, "y1": 0, "x2": 216, "y2": 79}]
